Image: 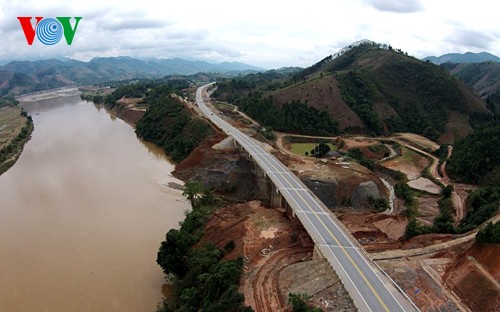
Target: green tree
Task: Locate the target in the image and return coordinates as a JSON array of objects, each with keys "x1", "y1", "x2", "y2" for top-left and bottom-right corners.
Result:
[
  {"x1": 447, "y1": 125, "x2": 500, "y2": 185},
  {"x1": 476, "y1": 222, "x2": 500, "y2": 244},
  {"x1": 182, "y1": 181, "x2": 206, "y2": 206},
  {"x1": 288, "y1": 293, "x2": 321, "y2": 312},
  {"x1": 442, "y1": 185, "x2": 454, "y2": 198},
  {"x1": 157, "y1": 229, "x2": 194, "y2": 277}
]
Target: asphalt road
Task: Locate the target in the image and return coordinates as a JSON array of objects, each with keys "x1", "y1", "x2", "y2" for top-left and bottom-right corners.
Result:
[{"x1": 196, "y1": 84, "x2": 419, "y2": 312}]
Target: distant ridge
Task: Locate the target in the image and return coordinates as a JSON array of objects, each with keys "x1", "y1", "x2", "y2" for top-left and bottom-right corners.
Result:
[
  {"x1": 423, "y1": 52, "x2": 500, "y2": 64},
  {"x1": 214, "y1": 41, "x2": 492, "y2": 143},
  {"x1": 0, "y1": 56, "x2": 265, "y2": 95}
]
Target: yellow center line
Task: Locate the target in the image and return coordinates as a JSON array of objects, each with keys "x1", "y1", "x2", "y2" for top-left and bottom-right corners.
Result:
[
  {"x1": 255, "y1": 149, "x2": 390, "y2": 312},
  {"x1": 199, "y1": 86, "x2": 391, "y2": 311},
  {"x1": 285, "y1": 187, "x2": 390, "y2": 312}
]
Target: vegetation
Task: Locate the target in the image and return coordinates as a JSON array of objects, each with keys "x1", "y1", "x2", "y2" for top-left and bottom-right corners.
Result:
[
  {"x1": 100, "y1": 80, "x2": 213, "y2": 163},
  {"x1": 259, "y1": 127, "x2": 276, "y2": 141},
  {"x1": 434, "y1": 144, "x2": 450, "y2": 162},
  {"x1": 336, "y1": 70, "x2": 383, "y2": 135},
  {"x1": 433, "y1": 197, "x2": 455, "y2": 234},
  {"x1": 288, "y1": 293, "x2": 321, "y2": 312},
  {"x1": 156, "y1": 182, "x2": 252, "y2": 312},
  {"x1": 404, "y1": 185, "x2": 500, "y2": 238},
  {"x1": 310, "y1": 141, "x2": 331, "y2": 157},
  {"x1": 369, "y1": 196, "x2": 390, "y2": 213},
  {"x1": 486, "y1": 90, "x2": 500, "y2": 117},
  {"x1": 443, "y1": 61, "x2": 500, "y2": 98},
  {"x1": 347, "y1": 148, "x2": 375, "y2": 170},
  {"x1": 447, "y1": 125, "x2": 500, "y2": 185},
  {"x1": 289, "y1": 142, "x2": 335, "y2": 157},
  {"x1": 0, "y1": 110, "x2": 33, "y2": 175},
  {"x1": 459, "y1": 187, "x2": 500, "y2": 233},
  {"x1": 213, "y1": 68, "x2": 301, "y2": 102},
  {"x1": 136, "y1": 95, "x2": 213, "y2": 162},
  {"x1": 236, "y1": 95, "x2": 338, "y2": 136},
  {"x1": 476, "y1": 222, "x2": 500, "y2": 244},
  {"x1": 214, "y1": 41, "x2": 487, "y2": 141},
  {"x1": 391, "y1": 175, "x2": 436, "y2": 239},
  {"x1": 0, "y1": 96, "x2": 19, "y2": 108}
]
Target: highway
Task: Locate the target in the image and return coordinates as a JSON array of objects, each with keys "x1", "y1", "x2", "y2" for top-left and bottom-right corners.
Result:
[{"x1": 195, "y1": 84, "x2": 418, "y2": 312}]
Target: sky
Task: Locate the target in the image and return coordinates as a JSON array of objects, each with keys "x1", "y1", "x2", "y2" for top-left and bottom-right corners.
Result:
[{"x1": 0, "y1": 0, "x2": 499, "y2": 69}]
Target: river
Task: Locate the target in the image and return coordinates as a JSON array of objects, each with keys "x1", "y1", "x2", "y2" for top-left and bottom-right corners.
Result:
[{"x1": 0, "y1": 92, "x2": 190, "y2": 312}]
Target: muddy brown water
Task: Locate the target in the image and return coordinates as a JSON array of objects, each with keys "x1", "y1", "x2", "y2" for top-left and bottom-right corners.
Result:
[{"x1": 0, "y1": 94, "x2": 189, "y2": 311}]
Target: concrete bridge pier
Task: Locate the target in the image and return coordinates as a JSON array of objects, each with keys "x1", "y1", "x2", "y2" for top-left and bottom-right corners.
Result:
[
  {"x1": 313, "y1": 245, "x2": 325, "y2": 260},
  {"x1": 270, "y1": 183, "x2": 283, "y2": 208},
  {"x1": 254, "y1": 161, "x2": 272, "y2": 204}
]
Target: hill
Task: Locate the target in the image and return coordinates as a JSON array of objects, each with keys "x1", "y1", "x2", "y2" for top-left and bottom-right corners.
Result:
[
  {"x1": 0, "y1": 57, "x2": 264, "y2": 96},
  {"x1": 423, "y1": 52, "x2": 500, "y2": 64},
  {"x1": 441, "y1": 61, "x2": 500, "y2": 97},
  {"x1": 447, "y1": 125, "x2": 500, "y2": 185},
  {"x1": 214, "y1": 41, "x2": 491, "y2": 143}
]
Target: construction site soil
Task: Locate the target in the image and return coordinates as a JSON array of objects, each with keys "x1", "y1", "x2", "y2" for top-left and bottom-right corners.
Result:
[
  {"x1": 111, "y1": 94, "x2": 498, "y2": 311},
  {"x1": 199, "y1": 200, "x2": 356, "y2": 312}
]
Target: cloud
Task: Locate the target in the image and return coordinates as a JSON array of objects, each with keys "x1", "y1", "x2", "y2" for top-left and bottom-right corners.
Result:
[
  {"x1": 100, "y1": 18, "x2": 168, "y2": 31},
  {"x1": 1, "y1": 0, "x2": 499, "y2": 68},
  {"x1": 363, "y1": 0, "x2": 424, "y2": 13},
  {"x1": 447, "y1": 28, "x2": 496, "y2": 50}
]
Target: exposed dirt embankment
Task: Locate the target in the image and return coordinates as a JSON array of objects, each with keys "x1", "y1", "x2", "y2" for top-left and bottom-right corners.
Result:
[
  {"x1": 199, "y1": 200, "x2": 355, "y2": 312},
  {"x1": 107, "y1": 98, "x2": 146, "y2": 126},
  {"x1": 0, "y1": 107, "x2": 33, "y2": 175},
  {"x1": 174, "y1": 133, "x2": 259, "y2": 202},
  {"x1": 272, "y1": 148, "x2": 389, "y2": 210},
  {"x1": 443, "y1": 244, "x2": 500, "y2": 312},
  {"x1": 338, "y1": 213, "x2": 408, "y2": 251}
]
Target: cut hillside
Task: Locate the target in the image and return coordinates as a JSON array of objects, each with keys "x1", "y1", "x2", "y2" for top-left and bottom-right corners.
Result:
[
  {"x1": 214, "y1": 41, "x2": 492, "y2": 143},
  {"x1": 270, "y1": 74, "x2": 364, "y2": 131}
]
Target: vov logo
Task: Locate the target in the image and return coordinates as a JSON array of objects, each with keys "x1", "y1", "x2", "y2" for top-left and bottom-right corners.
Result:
[{"x1": 17, "y1": 17, "x2": 82, "y2": 46}]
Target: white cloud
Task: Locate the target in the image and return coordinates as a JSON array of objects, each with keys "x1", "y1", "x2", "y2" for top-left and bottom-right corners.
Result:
[
  {"x1": 363, "y1": 0, "x2": 424, "y2": 13},
  {"x1": 0, "y1": 0, "x2": 499, "y2": 68}
]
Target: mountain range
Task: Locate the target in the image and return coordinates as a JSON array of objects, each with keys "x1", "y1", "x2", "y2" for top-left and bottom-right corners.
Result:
[
  {"x1": 423, "y1": 52, "x2": 500, "y2": 64},
  {"x1": 0, "y1": 57, "x2": 264, "y2": 95},
  {"x1": 214, "y1": 41, "x2": 494, "y2": 143}
]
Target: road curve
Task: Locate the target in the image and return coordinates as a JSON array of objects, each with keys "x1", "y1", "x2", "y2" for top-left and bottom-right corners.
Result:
[{"x1": 196, "y1": 84, "x2": 419, "y2": 312}]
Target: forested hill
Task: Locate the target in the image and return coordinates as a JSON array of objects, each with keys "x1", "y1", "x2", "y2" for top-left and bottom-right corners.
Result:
[
  {"x1": 423, "y1": 52, "x2": 500, "y2": 64},
  {"x1": 98, "y1": 79, "x2": 214, "y2": 162},
  {"x1": 0, "y1": 57, "x2": 263, "y2": 96},
  {"x1": 447, "y1": 125, "x2": 500, "y2": 185},
  {"x1": 213, "y1": 41, "x2": 493, "y2": 143},
  {"x1": 441, "y1": 61, "x2": 500, "y2": 116}
]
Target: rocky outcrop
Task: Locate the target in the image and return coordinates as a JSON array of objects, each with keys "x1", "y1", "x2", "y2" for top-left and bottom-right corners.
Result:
[
  {"x1": 174, "y1": 134, "x2": 258, "y2": 202},
  {"x1": 301, "y1": 177, "x2": 338, "y2": 208},
  {"x1": 351, "y1": 181, "x2": 380, "y2": 209}
]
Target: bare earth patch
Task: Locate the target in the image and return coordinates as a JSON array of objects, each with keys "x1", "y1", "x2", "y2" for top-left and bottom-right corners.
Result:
[
  {"x1": 392, "y1": 133, "x2": 440, "y2": 151},
  {"x1": 0, "y1": 107, "x2": 26, "y2": 150},
  {"x1": 382, "y1": 147, "x2": 430, "y2": 180},
  {"x1": 408, "y1": 177, "x2": 441, "y2": 195}
]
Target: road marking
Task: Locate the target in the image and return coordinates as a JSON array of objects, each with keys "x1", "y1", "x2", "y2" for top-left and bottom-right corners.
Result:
[
  {"x1": 298, "y1": 210, "x2": 330, "y2": 216},
  {"x1": 241, "y1": 137, "x2": 391, "y2": 312},
  {"x1": 318, "y1": 244, "x2": 360, "y2": 249},
  {"x1": 279, "y1": 187, "x2": 306, "y2": 191},
  {"x1": 196, "y1": 84, "x2": 400, "y2": 312}
]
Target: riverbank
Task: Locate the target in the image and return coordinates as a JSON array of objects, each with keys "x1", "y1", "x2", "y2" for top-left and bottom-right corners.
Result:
[
  {"x1": 0, "y1": 87, "x2": 84, "y2": 175},
  {"x1": 0, "y1": 107, "x2": 33, "y2": 175},
  {"x1": 0, "y1": 93, "x2": 190, "y2": 312}
]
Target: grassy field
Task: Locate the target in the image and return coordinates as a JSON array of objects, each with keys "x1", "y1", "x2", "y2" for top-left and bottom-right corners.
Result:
[
  {"x1": 213, "y1": 101, "x2": 236, "y2": 111},
  {"x1": 289, "y1": 142, "x2": 336, "y2": 156},
  {"x1": 0, "y1": 107, "x2": 26, "y2": 150}
]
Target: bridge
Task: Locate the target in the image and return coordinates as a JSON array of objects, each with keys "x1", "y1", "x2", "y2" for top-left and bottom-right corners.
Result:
[{"x1": 196, "y1": 84, "x2": 419, "y2": 312}]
